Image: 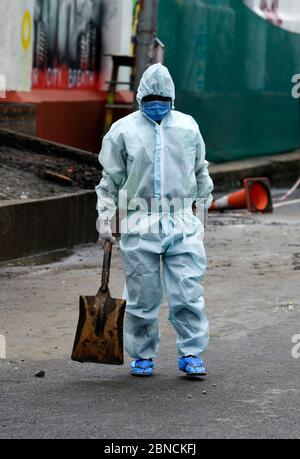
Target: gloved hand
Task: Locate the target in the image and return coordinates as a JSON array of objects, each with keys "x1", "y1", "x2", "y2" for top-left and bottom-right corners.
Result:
[{"x1": 98, "y1": 220, "x2": 116, "y2": 247}]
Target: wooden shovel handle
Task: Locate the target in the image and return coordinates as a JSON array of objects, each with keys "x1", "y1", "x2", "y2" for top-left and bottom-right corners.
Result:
[{"x1": 99, "y1": 240, "x2": 112, "y2": 293}]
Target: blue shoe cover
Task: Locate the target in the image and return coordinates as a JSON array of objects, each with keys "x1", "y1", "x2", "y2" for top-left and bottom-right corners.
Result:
[
  {"x1": 131, "y1": 359, "x2": 154, "y2": 377},
  {"x1": 178, "y1": 356, "x2": 207, "y2": 376}
]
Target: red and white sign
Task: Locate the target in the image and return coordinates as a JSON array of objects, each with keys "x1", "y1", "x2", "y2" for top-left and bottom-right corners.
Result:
[{"x1": 0, "y1": 0, "x2": 132, "y2": 92}]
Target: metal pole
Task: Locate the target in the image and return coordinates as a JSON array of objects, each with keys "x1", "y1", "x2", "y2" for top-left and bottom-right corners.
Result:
[{"x1": 134, "y1": 0, "x2": 158, "y2": 107}]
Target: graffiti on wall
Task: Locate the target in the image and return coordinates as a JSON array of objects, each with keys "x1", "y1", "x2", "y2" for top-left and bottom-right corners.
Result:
[{"x1": 32, "y1": 0, "x2": 104, "y2": 89}]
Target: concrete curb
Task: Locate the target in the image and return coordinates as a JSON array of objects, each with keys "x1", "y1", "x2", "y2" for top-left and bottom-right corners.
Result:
[
  {"x1": 0, "y1": 128, "x2": 99, "y2": 166},
  {"x1": 210, "y1": 150, "x2": 300, "y2": 191},
  {"x1": 0, "y1": 191, "x2": 98, "y2": 263}
]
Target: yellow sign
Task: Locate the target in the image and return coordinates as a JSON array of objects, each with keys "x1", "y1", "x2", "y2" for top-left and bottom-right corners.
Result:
[{"x1": 21, "y1": 9, "x2": 32, "y2": 50}]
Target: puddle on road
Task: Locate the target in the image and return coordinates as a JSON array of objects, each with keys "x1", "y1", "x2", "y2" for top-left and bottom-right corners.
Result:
[
  {"x1": 2, "y1": 249, "x2": 74, "y2": 268},
  {"x1": 0, "y1": 243, "x2": 101, "y2": 273}
]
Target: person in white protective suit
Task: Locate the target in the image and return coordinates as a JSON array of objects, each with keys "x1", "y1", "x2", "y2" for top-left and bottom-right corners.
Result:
[{"x1": 96, "y1": 63, "x2": 214, "y2": 377}]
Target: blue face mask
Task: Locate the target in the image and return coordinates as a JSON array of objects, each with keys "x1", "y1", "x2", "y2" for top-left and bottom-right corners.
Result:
[{"x1": 142, "y1": 100, "x2": 171, "y2": 122}]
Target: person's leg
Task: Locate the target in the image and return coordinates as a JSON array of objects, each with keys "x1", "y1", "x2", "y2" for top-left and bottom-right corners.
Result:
[
  {"x1": 120, "y1": 232, "x2": 163, "y2": 361},
  {"x1": 163, "y1": 229, "x2": 209, "y2": 360}
]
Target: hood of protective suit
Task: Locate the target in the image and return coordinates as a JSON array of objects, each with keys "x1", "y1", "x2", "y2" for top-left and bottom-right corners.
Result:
[{"x1": 136, "y1": 63, "x2": 175, "y2": 109}]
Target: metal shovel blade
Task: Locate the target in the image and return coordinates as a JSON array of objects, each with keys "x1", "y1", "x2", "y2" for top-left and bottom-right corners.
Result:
[
  {"x1": 71, "y1": 241, "x2": 126, "y2": 365},
  {"x1": 71, "y1": 290, "x2": 126, "y2": 365}
]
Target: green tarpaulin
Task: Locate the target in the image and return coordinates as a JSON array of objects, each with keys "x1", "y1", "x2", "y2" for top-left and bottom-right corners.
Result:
[{"x1": 158, "y1": 0, "x2": 300, "y2": 162}]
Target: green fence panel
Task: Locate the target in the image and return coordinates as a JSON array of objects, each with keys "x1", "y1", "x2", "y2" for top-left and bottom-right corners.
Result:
[{"x1": 158, "y1": 0, "x2": 300, "y2": 163}]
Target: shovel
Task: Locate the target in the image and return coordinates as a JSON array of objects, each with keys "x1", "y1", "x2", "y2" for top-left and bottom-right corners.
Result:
[{"x1": 71, "y1": 241, "x2": 126, "y2": 365}]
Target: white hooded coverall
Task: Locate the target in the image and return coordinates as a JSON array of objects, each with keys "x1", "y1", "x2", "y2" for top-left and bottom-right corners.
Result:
[{"x1": 96, "y1": 64, "x2": 214, "y2": 359}]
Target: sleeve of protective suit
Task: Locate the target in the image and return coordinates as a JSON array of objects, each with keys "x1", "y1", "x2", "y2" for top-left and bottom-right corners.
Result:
[
  {"x1": 95, "y1": 123, "x2": 127, "y2": 222},
  {"x1": 193, "y1": 121, "x2": 214, "y2": 210}
]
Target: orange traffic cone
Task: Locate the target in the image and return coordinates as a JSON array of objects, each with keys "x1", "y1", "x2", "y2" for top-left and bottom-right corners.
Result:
[
  {"x1": 210, "y1": 188, "x2": 247, "y2": 211},
  {"x1": 210, "y1": 178, "x2": 273, "y2": 213}
]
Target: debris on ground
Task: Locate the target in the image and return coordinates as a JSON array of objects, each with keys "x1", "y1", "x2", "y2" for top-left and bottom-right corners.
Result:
[
  {"x1": 0, "y1": 146, "x2": 100, "y2": 200},
  {"x1": 34, "y1": 371, "x2": 45, "y2": 378}
]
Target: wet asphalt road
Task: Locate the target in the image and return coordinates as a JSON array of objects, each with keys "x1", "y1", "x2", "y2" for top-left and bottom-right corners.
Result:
[{"x1": 0, "y1": 190, "x2": 299, "y2": 439}]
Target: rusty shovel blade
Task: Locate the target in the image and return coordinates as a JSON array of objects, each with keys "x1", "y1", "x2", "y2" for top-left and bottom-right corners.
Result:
[
  {"x1": 71, "y1": 241, "x2": 126, "y2": 365},
  {"x1": 71, "y1": 290, "x2": 126, "y2": 365}
]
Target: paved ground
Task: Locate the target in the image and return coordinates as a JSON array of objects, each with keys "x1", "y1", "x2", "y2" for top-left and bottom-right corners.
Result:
[{"x1": 0, "y1": 190, "x2": 299, "y2": 439}]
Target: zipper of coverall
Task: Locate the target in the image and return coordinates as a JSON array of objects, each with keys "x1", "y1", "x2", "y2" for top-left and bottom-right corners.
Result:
[
  {"x1": 141, "y1": 111, "x2": 166, "y2": 215},
  {"x1": 152, "y1": 117, "x2": 162, "y2": 212},
  {"x1": 160, "y1": 123, "x2": 164, "y2": 205},
  {"x1": 141, "y1": 111, "x2": 161, "y2": 211}
]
